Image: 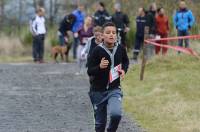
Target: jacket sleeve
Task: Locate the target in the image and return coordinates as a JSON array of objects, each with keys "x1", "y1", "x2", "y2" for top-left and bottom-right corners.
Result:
[
  {"x1": 31, "y1": 18, "x2": 38, "y2": 35},
  {"x1": 188, "y1": 10, "x2": 195, "y2": 27},
  {"x1": 87, "y1": 48, "x2": 102, "y2": 76},
  {"x1": 82, "y1": 38, "x2": 92, "y2": 56},
  {"x1": 173, "y1": 12, "x2": 178, "y2": 28},
  {"x1": 72, "y1": 10, "x2": 82, "y2": 33},
  {"x1": 105, "y1": 11, "x2": 112, "y2": 21},
  {"x1": 121, "y1": 47, "x2": 129, "y2": 73},
  {"x1": 123, "y1": 14, "x2": 130, "y2": 27}
]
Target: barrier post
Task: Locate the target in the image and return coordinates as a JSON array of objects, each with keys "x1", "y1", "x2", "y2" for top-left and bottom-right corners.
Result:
[{"x1": 140, "y1": 26, "x2": 149, "y2": 81}]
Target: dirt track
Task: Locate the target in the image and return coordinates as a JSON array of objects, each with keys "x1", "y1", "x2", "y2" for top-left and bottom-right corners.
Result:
[{"x1": 0, "y1": 63, "x2": 143, "y2": 132}]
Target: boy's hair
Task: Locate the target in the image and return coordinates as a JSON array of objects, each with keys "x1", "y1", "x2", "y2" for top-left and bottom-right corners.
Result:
[
  {"x1": 140, "y1": 7, "x2": 146, "y2": 14},
  {"x1": 93, "y1": 26, "x2": 103, "y2": 33},
  {"x1": 99, "y1": 2, "x2": 105, "y2": 8},
  {"x1": 68, "y1": 14, "x2": 76, "y2": 24},
  {"x1": 36, "y1": 7, "x2": 45, "y2": 13},
  {"x1": 157, "y1": 7, "x2": 163, "y2": 13},
  {"x1": 102, "y1": 22, "x2": 116, "y2": 31}
]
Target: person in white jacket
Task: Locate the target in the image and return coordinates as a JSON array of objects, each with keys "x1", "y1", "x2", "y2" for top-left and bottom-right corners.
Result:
[{"x1": 31, "y1": 7, "x2": 46, "y2": 63}]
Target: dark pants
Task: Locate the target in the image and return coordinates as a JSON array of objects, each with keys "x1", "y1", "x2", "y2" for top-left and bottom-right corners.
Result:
[
  {"x1": 178, "y1": 30, "x2": 189, "y2": 54},
  {"x1": 117, "y1": 31, "x2": 126, "y2": 48},
  {"x1": 178, "y1": 30, "x2": 189, "y2": 47},
  {"x1": 32, "y1": 34, "x2": 45, "y2": 62},
  {"x1": 133, "y1": 35, "x2": 144, "y2": 59},
  {"x1": 59, "y1": 34, "x2": 66, "y2": 46},
  {"x1": 89, "y1": 88, "x2": 123, "y2": 132},
  {"x1": 155, "y1": 33, "x2": 168, "y2": 55},
  {"x1": 73, "y1": 37, "x2": 79, "y2": 59}
]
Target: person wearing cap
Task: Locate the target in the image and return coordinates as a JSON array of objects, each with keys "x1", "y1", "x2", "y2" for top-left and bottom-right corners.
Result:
[
  {"x1": 112, "y1": 3, "x2": 130, "y2": 48},
  {"x1": 93, "y1": 2, "x2": 112, "y2": 27},
  {"x1": 173, "y1": 0, "x2": 195, "y2": 51},
  {"x1": 31, "y1": 7, "x2": 46, "y2": 63}
]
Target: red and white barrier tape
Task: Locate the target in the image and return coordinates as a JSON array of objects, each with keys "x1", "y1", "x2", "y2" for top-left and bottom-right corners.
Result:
[{"x1": 144, "y1": 34, "x2": 200, "y2": 58}]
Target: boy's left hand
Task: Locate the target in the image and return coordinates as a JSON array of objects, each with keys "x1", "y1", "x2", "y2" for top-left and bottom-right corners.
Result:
[{"x1": 118, "y1": 70, "x2": 125, "y2": 80}]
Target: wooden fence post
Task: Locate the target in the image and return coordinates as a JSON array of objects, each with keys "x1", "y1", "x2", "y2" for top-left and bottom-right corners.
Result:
[{"x1": 140, "y1": 26, "x2": 149, "y2": 81}]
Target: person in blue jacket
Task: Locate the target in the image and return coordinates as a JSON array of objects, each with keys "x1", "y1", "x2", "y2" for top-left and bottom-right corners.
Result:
[
  {"x1": 173, "y1": 1, "x2": 195, "y2": 50},
  {"x1": 72, "y1": 4, "x2": 85, "y2": 59}
]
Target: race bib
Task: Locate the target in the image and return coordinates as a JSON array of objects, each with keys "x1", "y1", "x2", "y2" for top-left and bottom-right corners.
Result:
[{"x1": 109, "y1": 64, "x2": 121, "y2": 83}]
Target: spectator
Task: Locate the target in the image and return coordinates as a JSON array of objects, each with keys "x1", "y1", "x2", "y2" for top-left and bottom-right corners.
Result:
[
  {"x1": 31, "y1": 7, "x2": 46, "y2": 63},
  {"x1": 81, "y1": 26, "x2": 103, "y2": 65},
  {"x1": 173, "y1": 0, "x2": 195, "y2": 51},
  {"x1": 87, "y1": 22, "x2": 129, "y2": 132},
  {"x1": 76, "y1": 16, "x2": 93, "y2": 75},
  {"x1": 93, "y1": 2, "x2": 111, "y2": 27},
  {"x1": 112, "y1": 3, "x2": 130, "y2": 48},
  {"x1": 72, "y1": 3, "x2": 85, "y2": 59},
  {"x1": 58, "y1": 14, "x2": 76, "y2": 47},
  {"x1": 146, "y1": 3, "x2": 157, "y2": 35},
  {"x1": 155, "y1": 7, "x2": 169, "y2": 55},
  {"x1": 145, "y1": 3, "x2": 157, "y2": 58},
  {"x1": 133, "y1": 8, "x2": 146, "y2": 61}
]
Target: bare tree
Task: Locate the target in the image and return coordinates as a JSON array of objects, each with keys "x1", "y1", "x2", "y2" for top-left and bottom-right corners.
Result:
[
  {"x1": 38, "y1": 0, "x2": 44, "y2": 7},
  {"x1": 33, "y1": 0, "x2": 37, "y2": 11},
  {"x1": 18, "y1": 0, "x2": 23, "y2": 31},
  {"x1": 0, "y1": 0, "x2": 5, "y2": 28},
  {"x1": 49, "y1": 0, "x2": 53, "y2": 25}
]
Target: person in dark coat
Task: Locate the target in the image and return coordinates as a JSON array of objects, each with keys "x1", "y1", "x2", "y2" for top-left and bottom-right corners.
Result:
[
  {"x1": 93, "y1": 2, "x2": 112, "y2": 27},
  {"x1": 58, "y1": 14, "x2": 76, "y2": 46},
  {"x1": 112, "y1": 3, "x2": 130, "y2": 48},
  {"x1": 133, "y1": 8, "x2": 146, "y2": 60}
]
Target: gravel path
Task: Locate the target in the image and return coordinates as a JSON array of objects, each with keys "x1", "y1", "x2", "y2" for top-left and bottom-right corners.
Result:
[{"x1": 0, "y1": 63, "x2": 143, "y2": 132}]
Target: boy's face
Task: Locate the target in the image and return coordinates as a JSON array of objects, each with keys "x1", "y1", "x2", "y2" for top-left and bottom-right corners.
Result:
[
  {"x1": 180, "y1": 2, "x2": 186, "y2": 9},
  {"x1": 38, "y1": 10, "x2": 45, "y2": 17},
  {"x1": 103, "y1": 26, "x2": 117, "y2": 45},
  {"x1": 138, "y1": 8, "x2": 143, "y2": 16},
  {"x1": 78, "y1": 5, "x2": 84, "y2": 11},
  {"x1": 159, "y1": 8, "x2": 165, "y2": 15},
  {"x1": 94, "y1": 32, "x2": 103, "y2": 43}
]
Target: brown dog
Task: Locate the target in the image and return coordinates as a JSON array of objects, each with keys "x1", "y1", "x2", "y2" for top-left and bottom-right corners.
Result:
[{"x1": 51, "y1": 45, "x2": 69, "y2": 63}]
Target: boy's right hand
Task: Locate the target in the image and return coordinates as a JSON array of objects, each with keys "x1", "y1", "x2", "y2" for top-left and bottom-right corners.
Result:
[{"x1": 100, "y1": 57, "x2": 109, "y2": 69}]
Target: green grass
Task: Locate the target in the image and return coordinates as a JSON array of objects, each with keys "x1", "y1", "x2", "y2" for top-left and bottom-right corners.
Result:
[
  {"x1": 122, "y1": 55, "x2": 200, "y2": 132},
  {"x1": 0, "y1": 56, "x2": 33, "y2": 63}
]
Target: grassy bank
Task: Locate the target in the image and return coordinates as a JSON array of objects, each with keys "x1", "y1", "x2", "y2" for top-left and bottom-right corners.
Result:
[{"x1": 122, "y1": 55, "x2": 200, "y2": 132}]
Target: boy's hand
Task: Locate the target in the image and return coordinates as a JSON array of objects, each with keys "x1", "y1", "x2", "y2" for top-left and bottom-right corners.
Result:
[
  {"x1": 74, "y1": 32, "x2": 78, "y2": 38},
  {"x1": 100, "y1": 57, "x2": 109, "y2": 69},
  {"x1": 118, "y1": 69, "x2": 125, "y2": 80}
]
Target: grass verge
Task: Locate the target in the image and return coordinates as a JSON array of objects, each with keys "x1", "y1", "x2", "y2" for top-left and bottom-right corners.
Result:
[{"x1": 122, "y1": 55, "x2": 200, "y2": 132}]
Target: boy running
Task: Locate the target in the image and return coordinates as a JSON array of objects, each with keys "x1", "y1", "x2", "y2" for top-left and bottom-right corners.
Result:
[{"x1": 87, "y1": 22, "x2": 129, "y2": 132}]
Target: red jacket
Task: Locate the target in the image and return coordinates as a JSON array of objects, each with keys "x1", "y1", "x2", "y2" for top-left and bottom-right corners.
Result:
[{"x1": 156, "y1": 15, "x2": 169, "y2": 35}]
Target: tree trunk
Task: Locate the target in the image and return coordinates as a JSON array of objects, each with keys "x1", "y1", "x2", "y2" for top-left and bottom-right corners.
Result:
[
  {"x1": 18, "y1": 0, "x2": 23, "y2": 31},
  {"x1": 38, "y1": 0, "x2": 44, "y2": 7},
  {"x1": 0, "y1": 0, "x2": 4, "y2": 28},
  {"x1": 49, "y1": 0, "x2": 53, "y2": 25},
  {"x1": 33, "y1": 0, "x2": 37, "y2": 11}
]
